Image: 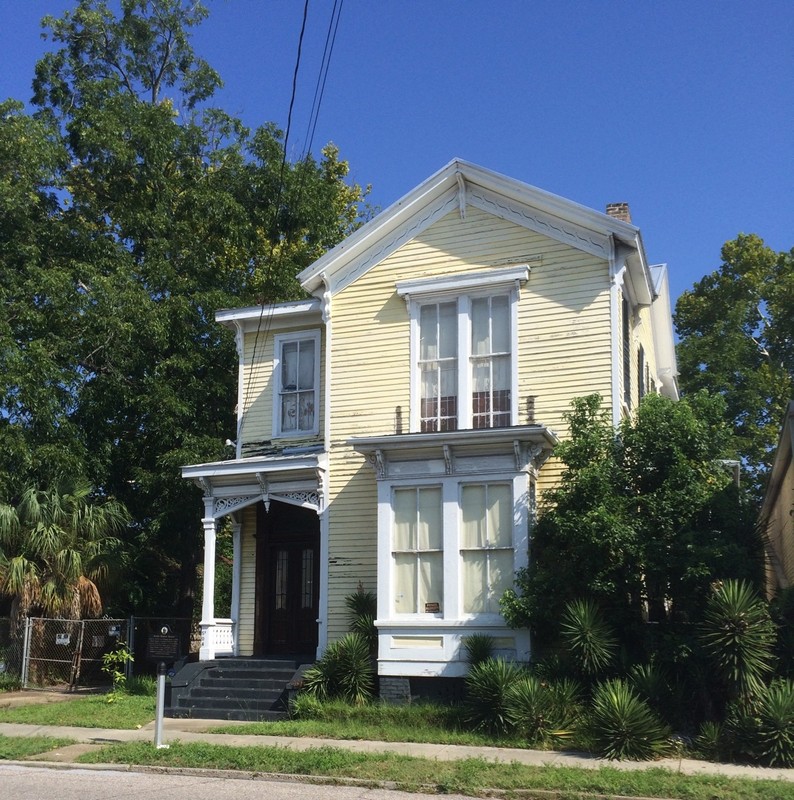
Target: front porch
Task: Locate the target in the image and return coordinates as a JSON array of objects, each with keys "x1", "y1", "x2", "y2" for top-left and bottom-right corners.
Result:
[{"x1": 181, "y1": 448, "x2": 327, "y2": 663}]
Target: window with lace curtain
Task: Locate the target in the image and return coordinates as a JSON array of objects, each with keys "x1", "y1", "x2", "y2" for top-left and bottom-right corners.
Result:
[{"x1": 273, "y1": 331, "x2": 320, "y2": 436}]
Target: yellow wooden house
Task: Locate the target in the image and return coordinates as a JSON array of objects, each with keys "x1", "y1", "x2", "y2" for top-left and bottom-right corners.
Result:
[{"x1": 180, "y1": 160, "x2": 678, "y2": 704}]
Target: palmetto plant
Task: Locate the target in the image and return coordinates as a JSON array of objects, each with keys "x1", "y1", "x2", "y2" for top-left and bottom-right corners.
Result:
[
  {"x1": 463, "y1": 633, "x2": 495, "y2": 667},
  {"x1": 699, "y1": 580, "x2": 776, "y2": 699},
  {"x1": 588, "y1": 678, "x2": 671, "y2": 761},
  {"x1": 560, "y1": 598, "x2": 617, "y2": 677},
  {"x1": 0, "y1": 481, "x2": 128, "y2": 629}
]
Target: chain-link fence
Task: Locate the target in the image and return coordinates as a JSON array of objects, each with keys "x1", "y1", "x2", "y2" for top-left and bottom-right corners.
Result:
[
  {"x1": 20, "y1": 617, "x2": 128, "y2": 689},
  {"x1": 0, "y1": 615, "x2": 196, "y2": 690}
]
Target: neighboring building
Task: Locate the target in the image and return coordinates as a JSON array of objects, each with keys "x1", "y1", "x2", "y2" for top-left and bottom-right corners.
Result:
[
  {"x1": 760, "y1": 401, "x2": 794, "y2": 598},
  {"x1": 181, "y1": 159, "x2": 678, "y2": 692}
]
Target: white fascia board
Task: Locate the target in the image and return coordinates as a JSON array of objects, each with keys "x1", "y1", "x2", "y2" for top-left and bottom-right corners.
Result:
[
  {"x1": 298, "y1": 158, "x2": 654, "y2": 298},
  {"x1": 349, "y1": 425, "x2": 559, "y2": 455},
  {"x1": 396, "y1": 264, "x2": 530, "y2": 299},
  {"x1": 215, "y1": 299, "x2": 322, "y2": 334},
  {"x1": 181, "y1": 453, "x2": 321, "y2": 481}
]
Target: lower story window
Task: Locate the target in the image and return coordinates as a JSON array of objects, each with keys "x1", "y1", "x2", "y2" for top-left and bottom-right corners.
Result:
[
  {"x1": 461, "y1": 483, "x2": 513, "y2": 613},
  {"x1": 393, "y1": 487, "x2": 443, "y2": 613}
]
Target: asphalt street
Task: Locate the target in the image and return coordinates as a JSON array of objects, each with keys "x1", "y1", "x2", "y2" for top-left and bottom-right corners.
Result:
[{"x1": 0, "y1": 763, "x2": 477, "y2": 800}]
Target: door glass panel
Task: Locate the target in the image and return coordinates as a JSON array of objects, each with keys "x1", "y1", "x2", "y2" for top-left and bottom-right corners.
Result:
[
  {"x1": 275, "y1": 548, "x2": 288, "y2": 611},
  {"x1": 301, "y1": 547, "x2": 314, "y2": 608}
]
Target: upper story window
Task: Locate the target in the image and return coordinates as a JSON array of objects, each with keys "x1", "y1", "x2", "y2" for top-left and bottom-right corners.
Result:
[
  {"x1": 397, "y1": 265, "x2": 529, "y2": 434},
  {"x1": 273, "y1": 331, "x2": 320, "y2": 437}
]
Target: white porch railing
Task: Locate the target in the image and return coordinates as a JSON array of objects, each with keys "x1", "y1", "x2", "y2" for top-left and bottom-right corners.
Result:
[{"x1": 213, "y1": 619, "x2": 235, "y2": 656}]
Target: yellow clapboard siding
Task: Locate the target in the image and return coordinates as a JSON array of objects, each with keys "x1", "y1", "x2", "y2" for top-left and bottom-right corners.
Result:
[{"x1": 322, "y1": 206, "x2": 615, "y2": 641}]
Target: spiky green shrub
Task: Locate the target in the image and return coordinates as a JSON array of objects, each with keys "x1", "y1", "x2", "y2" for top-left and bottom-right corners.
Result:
[
  {"x1": 463, "y1": 634, "x2": 494, "y2": 666},
  {"x1": 699, "y1": 580, "x2": 776, "y2": 699},
  {"x1": 560, "y1": 599, "x2": 617, "y2": 677},
  {"x1": 464, "y1": 657, "x2": 524, "y2": 734},
  {"x1": 344, "y1": 586, "x2": 378, "y2": 655},
  {"x1": 505, "y1": 674, "x2": 582, "y2": 745},
  {"x1": 588, "y1": 678, "x2": 671, "y2": 761},
  {"x1": 724, "y1": 679, "x2": 794, "y2": 767},
  {"x1": 302, "y1": 632, "x2": 374, "y2": 705},
  {"x1": 289, "y1": 690, "x2": 324, "y2": 719},
  {"x1": 694, "y1": 720, "x2": 724, "y2": 762},
  {"x1": 628, "y1": 662, "x2": 670, "y2": 716}
]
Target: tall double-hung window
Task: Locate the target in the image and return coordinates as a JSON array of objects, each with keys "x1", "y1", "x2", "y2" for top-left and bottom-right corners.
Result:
[
  {"x1": 392, "y1": 487, "x2": 443, "y2": 613},
  {"x1": 273, "y1": 331, "x2": 320, "y2": 436},
  {"x1": 461, "y1": 483, "x2": 513, "y2": 613},
  {"x1": 398, "y1": 265, "x2": 529, "y2": 433}
]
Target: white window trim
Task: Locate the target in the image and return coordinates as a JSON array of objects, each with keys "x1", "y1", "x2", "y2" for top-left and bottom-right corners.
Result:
[
  {"x1": 396, "y1": 264, "x2": 530, "y2": 300},
  {"x1": 407, "y1": 289, "x2": 521, "y2": 433},
  {"x1": 272, "y1": 330, "x2": 321, "y2": 438}
]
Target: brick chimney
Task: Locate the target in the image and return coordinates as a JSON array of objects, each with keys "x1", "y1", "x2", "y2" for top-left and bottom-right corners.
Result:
[{"x1": 605, "y1": 202, "x2": 632, "y2": 224}]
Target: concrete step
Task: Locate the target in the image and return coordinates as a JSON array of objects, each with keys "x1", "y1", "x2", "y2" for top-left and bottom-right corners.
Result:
[
  {"x1": 199, "y1": 677, "x2": 289, "y2": 691},
  {"x1": 189, "y1": 686, "x2": 284, "y2": 701}
]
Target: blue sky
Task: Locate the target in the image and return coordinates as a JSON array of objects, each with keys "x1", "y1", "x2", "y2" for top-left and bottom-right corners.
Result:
[{"x1": 2, "y1": 1, "x2": 791, "y2": 308}]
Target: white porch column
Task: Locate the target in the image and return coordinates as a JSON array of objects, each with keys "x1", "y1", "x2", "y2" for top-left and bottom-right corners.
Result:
[
  {"x1": 199, "y1": 496, "x2": 217, "y2": 661},
  {"x1": 230, "y1": 517, "x2": 242, "y2": 656}
]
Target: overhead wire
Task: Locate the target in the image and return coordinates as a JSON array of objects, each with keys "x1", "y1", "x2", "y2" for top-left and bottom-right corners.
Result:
[{"x1": 238, "y1": 0, "x2": 345, "y2": 448}]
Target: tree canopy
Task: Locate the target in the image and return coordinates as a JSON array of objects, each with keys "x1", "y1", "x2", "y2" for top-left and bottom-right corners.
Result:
[
  {"x1": 675, "y1": 234, "x2": 794, "y2": 492},
  {"x1": 502, "y1": 393, "x2": 762, "y2": 650},
  {"x1": 0, "y1": 0, "x2": 368, "y2": 616}
]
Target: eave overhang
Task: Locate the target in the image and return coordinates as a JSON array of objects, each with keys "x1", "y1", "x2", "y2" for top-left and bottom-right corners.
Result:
[
  {"x1": 297, "y1": 158, "x2": 655, "y2": 303},
  {"x1": 349, "y1": 425, "x2": 559, "y2": 479},
  {"x1": 215, "y1": 299, "x2": 322, "y2": 334},
  {"x1": 759, "y1": 401, "x2": 794, "y2": 522}
]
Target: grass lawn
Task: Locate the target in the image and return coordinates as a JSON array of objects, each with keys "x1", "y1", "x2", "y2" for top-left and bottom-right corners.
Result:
[
  {"x1": 0, "y1": 734, "x2": 76, "y2": 760},
  {"x1": 0, "y1": 693, "x2": 154, "y2": 729},
  {"x1": 78, "y1": 740, "x2": 794, "y2": 799},
  {"x1": 217, "y1": 701, "x2": 530, "y2": 748}
]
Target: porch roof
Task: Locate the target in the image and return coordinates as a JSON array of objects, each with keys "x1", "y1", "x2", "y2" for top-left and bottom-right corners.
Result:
[{"x1": 182, "y1": 450, "x2": 326, "y2": 517}]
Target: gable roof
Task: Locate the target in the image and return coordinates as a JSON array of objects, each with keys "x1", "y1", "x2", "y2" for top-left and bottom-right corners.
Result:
[{"x1": 298, "y1": 158, "x2": 655, "y2": 303}]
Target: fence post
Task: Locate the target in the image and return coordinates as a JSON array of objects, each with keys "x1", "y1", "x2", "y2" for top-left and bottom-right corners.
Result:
[
  {"x1": 21, "y1": 618, "x2": 31, "y2": 689},
  {"x1": 126, "y1": 616, "x2": 135, "y2": 682}
]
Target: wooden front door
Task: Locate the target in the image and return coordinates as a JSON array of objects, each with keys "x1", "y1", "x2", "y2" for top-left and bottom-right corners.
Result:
[{"x1": 255, "y1": 501, "x2": 320, "y2": 656}]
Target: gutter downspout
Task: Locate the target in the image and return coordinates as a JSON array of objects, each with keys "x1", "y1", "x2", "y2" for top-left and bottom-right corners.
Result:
[
  {"x1": 608, "y1": 236, "x2": 626, "y2": 429},
  {"x1": 316, "y1": 276, "x2": 332, "y2": 657}
]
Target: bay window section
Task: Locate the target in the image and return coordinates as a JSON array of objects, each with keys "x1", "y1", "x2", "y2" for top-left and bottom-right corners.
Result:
[
  {"x1": 393, "y1": 487, "x2": 443, "y2": 614},
  {"x1": 471, "y1": 296, "x2": 511, "y2": 428},
  {"x1": 419, "y1": 302, "x2": 458, "y2": 432},
  {"x1": 461, "y1": 483, "x2": 513, "y2": 614}
]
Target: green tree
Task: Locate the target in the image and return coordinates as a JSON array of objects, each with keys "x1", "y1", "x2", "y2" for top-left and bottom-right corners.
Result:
[
  {"x1": 675, "y1": 234, "x2": 794, "y2": 491},
  {"x1": 502, "y1": 393, "x2": 762, "y2": 650},
  {"x1": 1, "y1": 1, "x2": 367, "y2": 615},
  {"x1": 0, "y1": 481, "x2": 128, "y2": 630}
]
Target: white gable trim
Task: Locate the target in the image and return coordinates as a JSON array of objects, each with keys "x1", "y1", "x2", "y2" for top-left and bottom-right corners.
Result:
[
  {"x1": 327, "y1": 188, "x2": 459, "y2": 295},
  {"x1": 466, "y1": 185, "x2": 611, "y2": 260}
]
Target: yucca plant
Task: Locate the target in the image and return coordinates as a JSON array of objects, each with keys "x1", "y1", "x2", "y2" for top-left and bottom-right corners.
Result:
[
  {"x1": 588, "y1": 678, "x2": 671, "y2": 760},
  {"x1": 560, "y1": 598, "x2": 617, "y2": 677},
  {"x1": 506, "y1": 674, "x2": 581, "y2": 745},
  {"x1": 344, "y1": 585, "x2": 378, "y2": 655},
  {"x1": 694, "y1": 720, "x2": 724, "y2": 762},
  {"x1": 463, "y1": 633, "x2": 495, "y2": 666},
  {"x1": 756, "y1": 679, "x2": 794, "y2": 767},
  {"x1": 302, "y1": 632, "x2": 374, "y2": 705},
  {"x1": 628, "y1": 662, "x2": 670, "y2": 715},
  {"x1": 465, "y1": 657, "x2": 524, "y2": 734},
  {"x1": 699, "y1": 580, "x2": 776, "y2": 700}
]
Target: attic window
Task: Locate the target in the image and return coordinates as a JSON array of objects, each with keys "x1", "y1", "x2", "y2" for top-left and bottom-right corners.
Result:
[{"x1": 273, "y1": 331, "x2": 320, "y2": 437}]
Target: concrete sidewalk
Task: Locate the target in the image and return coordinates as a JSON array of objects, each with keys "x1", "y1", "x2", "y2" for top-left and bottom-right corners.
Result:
[{"x1": 2, "y1": 716, "x2": 794, "y2": 784}]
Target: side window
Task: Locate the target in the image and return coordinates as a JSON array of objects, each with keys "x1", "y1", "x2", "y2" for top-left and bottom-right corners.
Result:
[
  {"x1": 471, "y1": 295, "x2": 511, "y2": 429},
  {"x1": 419, "y1": 302, "x2": 458, "y2": 432},
  {"x1": 274, "y1": 332, "x2": 319, "y2": 436}
]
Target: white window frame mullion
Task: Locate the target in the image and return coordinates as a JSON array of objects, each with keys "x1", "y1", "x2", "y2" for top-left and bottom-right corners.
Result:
[
  {"x1": 510, "y1": 287, "x2": 520, "y2": 426},
  {"x1": 441, "y1": 477, "x2": 459, "y2": 619},
  {"x1": 458, "y1": 295, "x2": 472, "y2": 428}
]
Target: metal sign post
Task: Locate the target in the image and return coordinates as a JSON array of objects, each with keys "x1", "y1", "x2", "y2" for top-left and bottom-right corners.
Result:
[{"x1": 150, "y1": 624, "x2": 179, "y2": 750}]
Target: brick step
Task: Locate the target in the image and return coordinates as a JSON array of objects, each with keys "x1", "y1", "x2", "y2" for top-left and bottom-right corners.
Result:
[
  {"x1": 199, "y1": 677, "x2": 290, "y2": 691},
  {"x1": 170, "y1": 707, "x2": 287, "y2": 722},
  {"x1": 177, "y1": 696, "x2": 282, "y2": 712},
  {"x1": 189, "y1": 686, "x2": 284, "y2": 701},
  {"x1": 205, "y1": 668, "x2": 295, "y2": 682}
]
